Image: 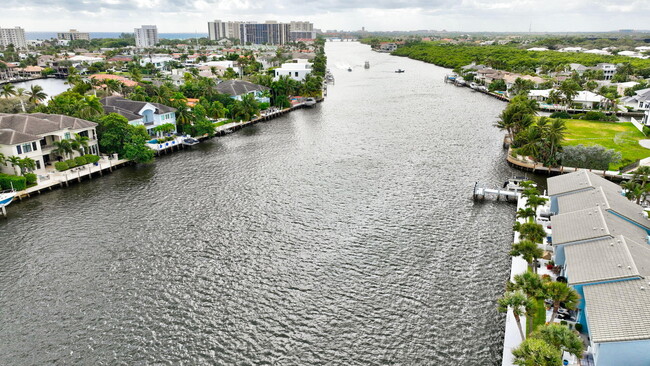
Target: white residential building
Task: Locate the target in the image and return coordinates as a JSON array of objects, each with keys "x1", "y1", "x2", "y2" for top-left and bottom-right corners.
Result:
[
  {"x1": 0, "y1": 26, "x2": 27, "y2": 49},
  {"x1": 594, "y1": 63, "x2": 617, "y2": 80},
  {"x1": 274, "y1": 59, "x2": 312, "y2": 81},
  {"x1": 57, "y1": 29, "x2": 90, "y2": 41},
  {"x1": 134, "y1": 25, "x2": 158, "y2": 48},
  {"x1": 207, "y1": 20, "x2": 243, "y2": 41},
  {"x1": 100, "y1": 96, "x2": 177, "y2": 136},
  {"x1": 139, "y1": 55, "x2": 174, "y2": 69},
  {"x1": 0, "y1": 113, "x2": 99, "y2": 173}
]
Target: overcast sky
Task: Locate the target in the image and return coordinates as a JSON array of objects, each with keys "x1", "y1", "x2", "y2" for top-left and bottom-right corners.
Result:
[{"x1": 2, "y1": 0, "x2": 649, "y2": 33}]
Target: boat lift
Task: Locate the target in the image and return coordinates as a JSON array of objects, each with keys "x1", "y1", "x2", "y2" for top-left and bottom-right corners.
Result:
[{"x1": 472, "y1": 182, "x2": 519, "y2": 202}]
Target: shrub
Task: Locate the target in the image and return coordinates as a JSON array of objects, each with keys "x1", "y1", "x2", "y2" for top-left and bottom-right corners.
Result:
[
  {"x1": 643, "y1": 126, "x2": 650, "y2": 136},
  {"x1": 74, "y1": 156, "x2": 87, "y2": 166},
  {"x1": 550, "y1": 111, "x2": 571, "y2": 119},
  {"x1": 65, "y1": 159, "x2": 77, "y2": 168},
  {"x1": 559, "y1": 144, "x2": 622, "y2": 170},
  {"x1": 0, "y1": 173, "x2": 27, "y2": 191},
  {"x1": 575, "y1": 323, "x2": 583, "y2": 332},
  {"x1": 54, "y1": 162, "x2": 68, "y2": 171},
  {"x1": 24, "y1": 173, "x2": 37, "y2": 186},
  {"x1": 583, "y1": 111, "x2": 609, "y2": 121},
  {"x1": 259, "y1": 102, "x2": 270, "y2": 110},
  {"x1": 84, "y1": 154, "x2": 100, "y2": 164}
]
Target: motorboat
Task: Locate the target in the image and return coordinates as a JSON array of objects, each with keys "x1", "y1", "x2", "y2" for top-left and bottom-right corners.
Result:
[
  {"x1": 304, "y1": 97, "x2": 317, "y2": 107},
  {"x1": 395, "y1": 69, "x2": 405, "y2": 73},
  {"x1": 0, "y1": 189, "x2": 16, "y2": 209},
  {"x1": 182, "y1": 137, "x2": 200, "y2": 146}
]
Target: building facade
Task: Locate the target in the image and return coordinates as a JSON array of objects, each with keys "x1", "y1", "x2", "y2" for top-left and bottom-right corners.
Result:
[
  {"x1": 57, "y1": 29, "x2": 90, "y2": 41},
  {"x1": 239, "y1": 21, "x2": 291, "y2": 45},
  {"x1": 207, "y1": 20, "x2": 243, "y2": 41},
  {"x1": 0, "y1": 26, "x2": 27, "y2": 49},
  {"x1": 274, "y1": 60, "x2": 313, "y2": 81},
  {"x1": 100, "y1": 96, "x2": 177, "y2": 136},
  {"x1": 134, "y1": 25, "x2": 158, "y2": 48}
]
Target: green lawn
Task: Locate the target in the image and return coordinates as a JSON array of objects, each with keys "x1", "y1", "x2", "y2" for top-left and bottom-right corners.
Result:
[{"x1": 562, "y1": 119, "x2": 649, "y2": 169}]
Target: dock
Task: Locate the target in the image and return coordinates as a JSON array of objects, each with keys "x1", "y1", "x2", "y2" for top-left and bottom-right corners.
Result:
[{"x1": 472, "y1": 182, "x2": 519, "y2": 202}]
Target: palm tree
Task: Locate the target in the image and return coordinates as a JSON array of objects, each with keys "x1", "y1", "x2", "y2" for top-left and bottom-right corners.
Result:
[
  {"x1": 1, "y1": 83, "x2": 16, "y2": 98},
  {"x1": 14, "y1": 87, "x2": 26, "y2": 112},
  {"x1": 517, "y1": 222, "x2": 547, "y2": 245},
  {"x1": 545, "y1": 281, "x2": 580, "y2": 323},
  {"x1": 52, "y1": 139, "x2": 74, "y2": 160},
  {"x1": 26, "y1": 85, "x2": 47, "y2": 104},
  {"x1": 7, "y1": 156, "x2": 21, "y2": 175},
  {"x1": 71, "y1": 133, "x2": 90, "y2": 155},
  {"x1": 17, "y1": 157, "x2": 36, "y2": 174},
  {"x1": 498, "y1": 290, "x2": 535, "y2": 340},
  {"x1": 511, "y1": 338, "x2": 562, "y2": 366},
  {"x1": 104, "y1": 79, "x2": 124, "y2": 96},
  {"x1": 76, "y1": 95, "x2": 104, "y2": 119},
  {"x1": 525, "y1": 195, "x2": 548, "y2": 212},
  {"x1": 510, "y1": 240, "x2": 544, "y2": 273},
  {"x1": 516, "y1": 207, "x2": 537, "y2": 223},
  {"x1": 507, "y1": 272, "x2": 546, "y2": 300},
  {"x1": 0, "y1": 152, "x2": 6, "y2": 166},
  {"x1": 532, "y1": 323, "x2": 584, "y2": 365}
]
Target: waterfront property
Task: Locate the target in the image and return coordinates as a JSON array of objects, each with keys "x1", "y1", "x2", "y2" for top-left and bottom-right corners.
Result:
[
  {"x1": 274, "y1": 59, "x2": 313, "y2": 81},
  {"x1": 215, "y1": 80, "x2": 270, "y2": 104},
  {"x1": 546, "y1": 171, "x2": 650, "y2": 366},
  {"x1": 0, "y1": 113, "x2": 99, "y2": 174},
  {"x1": 100, "y1": 96, "x2": 177, "y2": 136}
]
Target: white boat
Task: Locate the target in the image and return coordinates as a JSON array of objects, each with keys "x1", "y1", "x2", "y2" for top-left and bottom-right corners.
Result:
[
  {"x1": 0, "y1": 189, "x2": 16, "y2": 209},
  {"x1": 304, "y1": 97, "x2": 317, "y2": 107},
  {"x1": 469, "y1": 82, "x2": 478, "y2": 89},
  {"x1": 182, "y1": 137, "x2": 200, "y2": 146}
]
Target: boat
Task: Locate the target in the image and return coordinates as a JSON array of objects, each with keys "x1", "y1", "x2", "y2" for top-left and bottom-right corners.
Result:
[
  {"x1": 364, "y1": 61, "x2": 370, "y2": 69},
  {"x1": 395, "y1": 69, "x2": 405, "y2": 73},
  {"x1": 502, "y1": 176, "x2": 537, "y2": 193},
  {"x1": 469, "y1": 82, "x2": 478, "y2": 90},
  {"x1": 304, "y1": 97, "x2": 317, "y2": 107},
  {"x1": 182, "y1": 137, "x2": 200, "y2": 146},
  {"x1": 347, "y1": 67, "x2": 352, "y2": 72},
  {"x1": 0, "y1": 188, "x2": 16, "y2": 215}
]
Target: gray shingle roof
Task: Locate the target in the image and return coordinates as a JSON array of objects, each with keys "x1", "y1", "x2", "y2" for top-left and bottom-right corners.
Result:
[
  {"x1": 557, "y1": 186, "x2": 650, "y2": 230},
  {"x1": 100, "y1": 96, "x2": 176, "y2": 118},
  {"x1": 0, "y1": 128, "x2": 41, "y2": 145},
  {"x1": 215, "y1": 80, "x2": 269, "y2": 97},
  {"x1": 102, "y1": 105, "x2": 141, "y2": 121},
  {"x1": 0, "y1": 113, "x2": 97, "y2": 146},
  {"x1": 583, "y1": 279, "x2": 650, "y2": 343},
  {"x1": 547, "y1": 170, "x2": 621, "y2": 197},
  {"x1": 551, "y1": 206, "x2": 648, "y2": 245},
  {"x1": 564, "y1": 236, "x2": 649, "y2": 285}
]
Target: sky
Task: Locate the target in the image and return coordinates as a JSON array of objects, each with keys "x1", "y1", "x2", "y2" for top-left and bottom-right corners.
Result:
[{"x1": 2, "y1": 0, "x2": 649, "y2": 33}]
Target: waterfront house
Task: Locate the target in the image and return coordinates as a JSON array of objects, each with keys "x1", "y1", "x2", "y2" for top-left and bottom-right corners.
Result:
[
  {"x1": 274, "y1": 59, "x2": 313, "y2": 81},
  {"x1": 0, "y1": 113, "x2": 99, "y2": 173},
  {"x1": 100, "y1": 96, "x2": 177, "y2": 136},
  {"x1": 582, "y1": 279, "x2": 650, "y2": 366},
  {"x1": 621, "y1": 88, "x2": 650, "y2": 111},
  {"x1": 215, "y1": 80, "x2": 270, "y2": 104},
  {"x1": 89, "y1": 74, "x2": 139, "y2": 89},
  {"x1": 592, "y1": 63, "x2": 618, "y2": 81},
  {"x1": 139, "y1": 55, "x2": 174, "y2": 70}
]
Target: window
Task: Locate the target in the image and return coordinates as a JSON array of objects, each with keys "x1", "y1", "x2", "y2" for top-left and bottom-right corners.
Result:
[
  {"x1": 40, "y1": 138, "x2": 47, "y2": 147},
  {"x1": 22, "y1": 143, "x2": 33, "y2": 153},
  {"x1": 16, "y1": 145, "x2": 22, "y2": 154},
  {"x1": 32, "y1": 142, "x2": 37, "y2": 151},
  {"x1": 295, "y1": 72, "x2": 298, "y2": 77},
  {"x1": 35, "y1": 160, "x2": 41, "y2": 170},
  {"x1": 79, "y1": 130, "x2": 89, "y2": 138},
  {"x1": 64, "y1": 132, "x2": 71, "y2": 140}
]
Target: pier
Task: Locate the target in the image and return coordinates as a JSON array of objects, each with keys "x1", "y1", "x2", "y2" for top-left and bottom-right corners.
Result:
[{"x1": 472, "y1": 182, "x2": 519, "y2": 202}]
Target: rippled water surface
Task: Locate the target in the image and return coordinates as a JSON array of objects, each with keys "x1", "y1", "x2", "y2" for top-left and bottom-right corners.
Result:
[{"x1": 1, "y1": 42, "x2": 526, "y2": 365}]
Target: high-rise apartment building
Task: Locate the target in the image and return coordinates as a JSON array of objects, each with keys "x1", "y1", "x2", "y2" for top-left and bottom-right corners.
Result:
[
  {"x1": 57, "y1": 29, "x2": 91, "y2": 41},
  {"x1": 289, "y1": 21, "x2": 313, "y2": 32},
  {"x1": 208, "y1": 20, "x2": 243, "y2": 41},
  {"x1": 134, "y1": 25, "x2": 158, "y2": 48},
  {"x1": 239, "y1": 21, "x2": 291, "y2": 45},
  {"x1": 0, "y1": 26, "x2": 27, "y2": 49}
]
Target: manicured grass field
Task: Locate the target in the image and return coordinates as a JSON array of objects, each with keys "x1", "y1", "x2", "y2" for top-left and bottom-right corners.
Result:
[{"x1": 562, "y1": 119, "x2": 649, "y2": 169}]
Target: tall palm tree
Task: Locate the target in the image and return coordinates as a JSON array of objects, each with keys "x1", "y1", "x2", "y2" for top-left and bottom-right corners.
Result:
[
  {"x1": 516, "y1": 207, "x2": 537, "y2": 223},
  {"x1": 7, "y1": 156, "x2": 21, "y2": 175},
  {"x1": 52, "y1": 139, "x2": 74, "y2": 160},
  {"x1": 507, "y1": 272, "x2": 546, "y2": 300},
  {"x1": 510, "y1": 239, "x2": 544, "y2": 273},
  {"x1": 0, "y1": 152, "x2": 6, "y2": 166},
  {"x1": 26, "y1": 85, "x2": 47, "y2": 104},
  {"x1": 525, "y1": 195, "x2": 548, "y2": 212},
  {"x1": 498, "y1": 290, "x2": 535, "y2": 340},
  {"x1": 76, "y1": 95, "x2": 103, "y2": 119},
  {"x1": 545, "y1": 281, "x2": 580, "y2": 323},
  {"x1": 71, "y1": 133, "x2": 90, "y2": 155},
  {"x1": 14, "y1": 87, "x2": 26, "y2": 112},
  {"x1": 17, "y1": 157, "x2": 36, "y2": 174},
  {"x1": 1, "y1": 83, "x2": 16, "y2": 98},
  {"x1": 532, "y1": 323, "x2": 584, "y2": 365},
  {"x1": 517, "y1": 223, "x2": 547, "y2": 245}
]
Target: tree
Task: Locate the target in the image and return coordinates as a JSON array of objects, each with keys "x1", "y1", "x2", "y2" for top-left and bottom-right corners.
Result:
[
  {"x1": 559, "y1": 144, "x2": 621, "y2": 171},
  {"x1": 507, "y1": 272, "x2": 546, "y2": 300},
  {"x1": 498, "y1": 290, "x2": 535, "y2": 340},
  {"x1": 623, "y1": 166, "x2": 650, "y2": 204},
  {"x1": 559, "y1": 80, "x2": 580, "y2": 109},
  {"x1": 52, "y1": 139, "x2": 74, "y2": 160},
  {"x1": 123, "y1": 126, "x2": 154, "y2": 164},
  {"x1": 231, "y1": 93, "x2": 260, "y2": 121},
  {"x1": 525, "y1": 195, "x2": 548, "y2": 212},
  {"x1": 14, "y1": 87, "x2": 26, "y2": 113},
  {"x1": 511, "y1": 338, "x2": 562, "y2": 366},
  {"x1": 510, "y1": 240, "x2": 544, "y2": 273},
  {"x1": 6, "y1": 156, "x2": 21, "y2": 175},
  {"x1": 517, "y1": 223, "x2": 547, "y2": 245},
  {"x1": 544, "y1": 281, "x2": 580, "y2": 323},
  {"x1": 76, "y1": 95, "x2": 104, "y2": 119},
  {"x1": 516, "y1": 207, "x2": 536, "y2": 223},
  {"x1": 26, "y1": 85, "x2": 48, "y2": 104},
  {"x1": 532, "y1": 324, "x2": 584, "y2": 363},
  {"x1": 71, "y1": 133, "x2": 90, "y2": 155},
  {"x1": 0, "y1": 152, "x2": 5, "y2": 166},
  {"x1": 97, "y1": 113, "x2": 131, "y2": 155},
  {"x1": 17, "y1": 157, "x2": 36, "y2": 174},
  {"x1": 1, "y1": 83, "x2": 16, "y2": 98}
]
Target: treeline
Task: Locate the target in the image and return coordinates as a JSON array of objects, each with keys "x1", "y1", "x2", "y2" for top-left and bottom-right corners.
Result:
[{"x1": 392, "y1": 42, "x2": 650, "y2": 76}]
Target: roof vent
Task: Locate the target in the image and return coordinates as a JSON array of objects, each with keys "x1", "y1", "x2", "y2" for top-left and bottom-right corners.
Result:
[
  {"x1": 618, "y1": 264, "x2": 622, "y2": 267},
  {"x1": 642, "y1": 287, "x2": 646, "y2": 291},
  {"x1": 628, "y1": 266, "x2": 632, "y2": 270},
  {"x1": 610, "y1": 243, "x2": 614, "y2": 246}
]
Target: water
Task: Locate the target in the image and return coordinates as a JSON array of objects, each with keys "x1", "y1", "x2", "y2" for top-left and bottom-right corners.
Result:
[
  {"x1": 26, "y1": 32, "x2": 208, "y2": 40},
  {"x1": 11, "y1": 78, "x2": 68, "y2": 100},
  {"x1": 0, "y1": 42, "x2": 526, "y2": 365}
]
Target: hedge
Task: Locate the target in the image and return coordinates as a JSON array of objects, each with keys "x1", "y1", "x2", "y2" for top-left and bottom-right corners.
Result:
[
  {"x1": 0, "y1": 174, "x2": 26, "y2": 191},
  {"x1": 65, "y1": 159, "x2": 77, "y2": 168},
  {"x1": 54, "y1": 162, "x2": 68, "y2": 171},
  {"x1": 84, "y1": 154, "x2": 100, "y2": 164},
  {"x1": 74, "y1": 156, "x2": 87, "y2": 166},
  {"x1": 24, "y1": 173, "x2": 37, "y2": 186}
]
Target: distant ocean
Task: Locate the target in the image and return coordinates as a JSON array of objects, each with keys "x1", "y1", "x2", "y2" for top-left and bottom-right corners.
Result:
[{"x1": 26, "y1": 32, "x2": 208, "y2": 40}]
